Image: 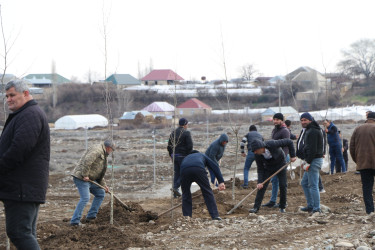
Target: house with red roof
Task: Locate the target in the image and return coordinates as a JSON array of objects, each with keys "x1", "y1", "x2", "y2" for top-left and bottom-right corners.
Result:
[
  {"x1": 141, "y1": 69, "x2": 184, "y2": 85},
  {"x1": 176, "y1": 98, "x2": 212, "y2": 116}
]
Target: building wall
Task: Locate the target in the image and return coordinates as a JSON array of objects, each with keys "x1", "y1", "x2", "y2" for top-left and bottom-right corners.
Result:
[{"x1": 176, "y1": 108, "x2": 212, "y2": 116}]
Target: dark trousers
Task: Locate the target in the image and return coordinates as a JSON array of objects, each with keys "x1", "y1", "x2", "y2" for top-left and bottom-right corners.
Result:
[
  {"x1": 360, "y1": 169, "x2": 375, "y2": 214},
  {"x1": 173, "y1": 155, "x2": 185, "y2": 190},
  {"x1": 329, "y1": 145, "x2": 346, "y2": 173},
  {"x1": 2, "y1": 200, "x2": 41, "y2": 250},
  {"x1": 335, "y1": 158, "x2": 348, "y2": 173},
  {"x1": 181, "y1": 167, "x2": 219, "y2": 218},
  {"x1": 254, "y1": 167, "x2": 287, "y2": 209}
]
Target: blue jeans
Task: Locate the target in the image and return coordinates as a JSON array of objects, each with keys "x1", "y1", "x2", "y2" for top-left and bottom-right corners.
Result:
[
  {"x1": 301, "y1": 158, "x2": 323, "y2": 212},
  {"x1": 2, "y1": 200, "x2": 41, "y2": 250},
  {"x1": 360, "y1": 169, "x2": 375, "y2": 214},
  {"x1": 70, "y1": 177, "x2": 106, "y2": 224},
  {"x1": 329, "y1": 145, "x2": 346, "y2": 174},
  {"x1": 243, "y1": 151, "x2": 256, "y2": 186},
  {"x1": 269, "y1": 155, "x2": 290, "y2": 203}
]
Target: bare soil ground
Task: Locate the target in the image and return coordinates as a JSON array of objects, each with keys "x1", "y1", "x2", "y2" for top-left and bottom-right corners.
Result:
[{"x1": 1, "y1": 122, "x2": 374, "y2": 249}]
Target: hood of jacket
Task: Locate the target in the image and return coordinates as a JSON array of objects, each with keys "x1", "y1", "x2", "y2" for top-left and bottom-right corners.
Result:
[
  {"x1": 219, "y1": 133, "x2": 229, "y2": 145},
  {"x1": 250, "y1": 139, "x2": 266, "y2": 152}
]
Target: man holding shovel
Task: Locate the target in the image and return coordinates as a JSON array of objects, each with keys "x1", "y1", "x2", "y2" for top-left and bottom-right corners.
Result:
[
  {"x1": 249, "y1": 138, "x2": 296, "y2": 213},
  {"x1": 70, "y1": 140, "x2": 114, "y2": 226},
  {"x1": 180, "y1": 150, "x2": 225, "y2": 220}
]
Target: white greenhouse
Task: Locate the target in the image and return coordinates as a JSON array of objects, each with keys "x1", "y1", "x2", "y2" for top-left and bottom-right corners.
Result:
[{"x1": 54, "y1": 114, "x2": 108, "y2": 130}]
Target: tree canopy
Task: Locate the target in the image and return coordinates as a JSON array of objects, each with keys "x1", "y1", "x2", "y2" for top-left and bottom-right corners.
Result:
[{"x1": 338, "y1": 39, "x2": 375, "y2": 81}]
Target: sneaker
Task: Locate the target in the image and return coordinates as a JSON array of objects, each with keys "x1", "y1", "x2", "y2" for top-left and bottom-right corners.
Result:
[
  {"x1": 241, "y1": 184, "x2": 249, "y2": 189},
  {"x1": 279, "y1": 208, "x2": 286, "y2": 213},
  {"x1": 85, "y1": 217, "x2": 96, "y2": 223},
  {"x1": 261, "y1": 201, "x2": 275, "y2": 208},
  {"x1": 171, "y1": 188, "x2": 182, "y2": 198},
  {"x1": 319, "y1": 189, "x2": 326, "y2": 193},
  {"x1": 249, "y1": 208, "x2": 259, "y2": 213},
  {"x1": 273, "y1": 203, "x2": 281, "y2": 208},
  {"x1": 300, "y1": 207, "x2": 313, "y2": 212},
  {"x1": 70, "y1": 222, "x2": 84, "y2": 227},
  {"x1": 212, "y1": 217, "x2": 222, "y2": 221}
]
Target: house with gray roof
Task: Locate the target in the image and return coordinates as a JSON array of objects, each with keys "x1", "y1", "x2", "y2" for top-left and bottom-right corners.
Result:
[
  {"x1": 105, "y1": 74, "x2": 141, "y2": 89},
  {"x1": 24, "y1": 73, "x2": 70, "y2": 87}
]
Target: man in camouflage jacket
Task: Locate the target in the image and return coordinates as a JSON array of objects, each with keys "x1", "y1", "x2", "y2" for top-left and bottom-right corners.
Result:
[{"x1": 70, "y1": 140, "x2": 114, "y2": 226}]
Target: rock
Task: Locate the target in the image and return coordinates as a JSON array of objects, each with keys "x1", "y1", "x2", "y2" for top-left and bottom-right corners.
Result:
[
  {"x1": 325, "y1": 245, "x2": 334, "y2": 250},
  {"x1": 320, "y1": 204, "x2": 331, "y2": 213},
  {"x1": 335, "y1": 241, "x2": 354, "y2": 247},
  {"x1": 356, "y1": 246, "x2": 371, "y2": 250}
]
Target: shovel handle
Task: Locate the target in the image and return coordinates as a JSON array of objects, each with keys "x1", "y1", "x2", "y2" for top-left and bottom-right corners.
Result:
[{"x1": 71, "y1": 175, "x2": 132, "y2": 211}]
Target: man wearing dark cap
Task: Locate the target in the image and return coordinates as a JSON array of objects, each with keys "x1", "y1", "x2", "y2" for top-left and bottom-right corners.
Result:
[
  {"x1": 180, "y1": 151, "x2": 225, "y2": 220},
  {"x1": 70, "y1": 139, "x2": 114, "y2": 226},
  {"x1": 167, "y1": 118, "x2": 193, "y2": 197},
  {"x1": 350, "y1": 111, "x2": 375, "y2": 214},
  {"x1": 249, "y1": 138, "x2": 296, "y2": 213},
  {"x1": 299, "y1": 112, "x2": 325, "y2": 214},
  {"x1": 262, "y1": 112, "x2": 290, "y2": 208},
  {"x1": 296, "y1": 113, "x2": 326, "y2": 194},
  {"x1": 240, "y1": 125, "x2": 263, "y2": 188}
]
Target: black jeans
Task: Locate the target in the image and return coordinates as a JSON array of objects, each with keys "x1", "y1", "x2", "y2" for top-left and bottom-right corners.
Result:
[
  {"x1": 173, "y1": 155, "x2": 185, "y2": 190},
  {"x1": 254, "y1": 167, "x2": 287, "y2": 209},
  {"x1": 2, "y1": 200, "x2": 41, "y2": 250},
  {"x1": 360, "y1": 169, "x2": 375, "y2": 214},
  {"x1": 181, "y1": 167, "x2": 219, "y2": 218}
]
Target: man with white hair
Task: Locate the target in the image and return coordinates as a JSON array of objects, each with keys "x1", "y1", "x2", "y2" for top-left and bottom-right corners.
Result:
[{"x1": 0, "y1": 79, "x2": 50, "y2": 249}]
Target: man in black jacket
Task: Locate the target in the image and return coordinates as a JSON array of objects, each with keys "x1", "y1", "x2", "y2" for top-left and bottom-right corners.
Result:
[
  {"x1": 180, "y1": 151, "x2": 225, "y2": 220},
  {"x1": 300, "y1": 112, "x2": 324, "y2": 214},
  {"x1": 0, "y1": 79, "x2": 50, "y2": 250},
  {"x1": 249, "y1": 138, "x2": 296, "y2": 213},
  {"x1": 296, "y1": 115, "x2": 326, "y2": 194},
  {"x1": 167, "y1": 118, "x2": 193, "y2": 197}
]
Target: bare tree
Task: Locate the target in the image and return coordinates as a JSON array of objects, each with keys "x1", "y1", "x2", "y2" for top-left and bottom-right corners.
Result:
[
  {"x1": 0, "y1": 4, "x2": 19, "y2": 121},
  {"x1": 337, "y1": 39, "x2": 375, "y2": 82},
  {"x1": 239, "y1": 63, "x2": 258, "y2": 81}
]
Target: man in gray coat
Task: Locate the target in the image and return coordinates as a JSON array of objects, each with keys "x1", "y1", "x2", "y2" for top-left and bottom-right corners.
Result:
[{"x1": 205, "y1": 133, "x2": 229, "y2": 185}]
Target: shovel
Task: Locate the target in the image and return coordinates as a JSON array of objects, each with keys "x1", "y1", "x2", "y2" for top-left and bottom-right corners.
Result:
[{"x1": 71, "y1": 175, "x2": 133, "y2": 212}]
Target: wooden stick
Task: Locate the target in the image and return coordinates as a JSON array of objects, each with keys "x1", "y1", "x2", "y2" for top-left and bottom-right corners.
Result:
[
  {"x1": 226, "y1": 162, "x2": 290, "y2": 215},
  {"x1": 71, "y1": 175, "x2": 132, "y2": 211}
]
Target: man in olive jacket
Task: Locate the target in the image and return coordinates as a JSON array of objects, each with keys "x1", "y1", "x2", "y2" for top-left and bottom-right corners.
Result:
[
  {"x1": 70, "y1": 140, "x2": 114, "y2": 225},
  {"x1": 350, "y1": 112, "x2": 375, "y2": 214},
  {"x1": 0, "y1": 80, "x2": 50, "y2": 250}
]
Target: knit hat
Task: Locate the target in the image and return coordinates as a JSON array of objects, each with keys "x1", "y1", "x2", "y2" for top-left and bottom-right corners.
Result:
[
  {"x1": 300, "y1": 112, "x2": 314, "y2": 121},
  {"x1": 367, "y1": 112, "x2": 375, "y2": 120},
  {"x1": 179, "y1": 118, "x2": 188, "y2": 126},
  {"x1": 273, "y1": 113, "x2": 284, "y2": 121},
  {"x1": 250, "y1": 139, "x2": 266, "y2": 152},
  {"x1": 104, "y1": 139, "x2": 116, "y2": 151}
]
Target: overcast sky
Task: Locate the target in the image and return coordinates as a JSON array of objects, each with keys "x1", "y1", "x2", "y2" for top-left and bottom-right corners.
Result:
[{"x1": 1, "y1": 0, "x2": 374, "y2": 82}]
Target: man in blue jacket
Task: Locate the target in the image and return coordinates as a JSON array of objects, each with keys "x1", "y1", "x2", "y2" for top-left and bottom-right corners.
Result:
[
  {"x1": 0, "y1": 80, "x2": 50, "y2": 250},
  {"x1": 180, "y1": 151, "x2": 226, "y2": 220},
  {"x1": 205, "y1": 133, "x2": 229, "y2": 185},
  {"x1": 323, "y1": 119, "x2": 346, "y2": 174},
  {"x1": 249, "y1": 138, "x2": 296, "y2": 213}
]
